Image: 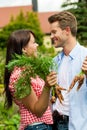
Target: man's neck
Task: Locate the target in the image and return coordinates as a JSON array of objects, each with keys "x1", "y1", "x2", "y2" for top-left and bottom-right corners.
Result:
[{"x1": 63, "y1": 37, "x2": 77, "y2": 56}]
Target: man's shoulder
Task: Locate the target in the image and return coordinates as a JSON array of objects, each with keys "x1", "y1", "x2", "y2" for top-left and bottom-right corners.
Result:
[
  {"x1": 79, "y1": 44, "x2": 87, "y2": 52},
  {"x1": 78, "y1": 43, "x2": 87, "y2": 49}
]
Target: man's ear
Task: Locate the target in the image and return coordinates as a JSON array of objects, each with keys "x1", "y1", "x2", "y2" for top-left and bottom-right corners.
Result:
[
  {"x1": 65, "y1": 26, "x2": 71, "y2": 35},
  {"x1": 66, "y1": 26, "x2": 70, "y2": 32}
]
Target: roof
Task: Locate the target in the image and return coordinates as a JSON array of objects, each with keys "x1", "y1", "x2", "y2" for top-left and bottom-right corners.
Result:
[
  {"x1": 0, "y1": 5, "x2": 33, "y2": 28},
  {"x1": 38, "y1": 12, "x2": 58, "y2": 34},
  {"x1": 0, "y1": 6, "x2": 58, "y2": 34}
]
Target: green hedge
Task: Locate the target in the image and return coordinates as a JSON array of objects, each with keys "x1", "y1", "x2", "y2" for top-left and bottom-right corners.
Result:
[{"x1": 0, "y1": 101, "x2": 20, "y2": 130}]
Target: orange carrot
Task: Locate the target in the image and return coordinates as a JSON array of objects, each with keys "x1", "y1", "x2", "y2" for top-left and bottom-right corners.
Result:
[
  {"x1": 77, "y1": 75, "x2": 84, "y2": 91},
  {"x1": 56, "y1": 90, "x2": 64, "y2": 104},
  {"x1": 68, "y1": 71, "x2": 85, "y2": 92},
  {"x1": 50, "y1": 84, "x2": 66, "y2": 104}
]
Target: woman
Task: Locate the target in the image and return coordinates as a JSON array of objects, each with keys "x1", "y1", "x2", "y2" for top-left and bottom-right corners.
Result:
[{"x1": 4, "y1": 29, "x2": 57, "y2": 130}]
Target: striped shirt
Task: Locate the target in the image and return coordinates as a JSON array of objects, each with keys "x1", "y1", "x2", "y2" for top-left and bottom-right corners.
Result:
[{"x1": 9, "y1": 67, "x2": 53, "y2": 130}]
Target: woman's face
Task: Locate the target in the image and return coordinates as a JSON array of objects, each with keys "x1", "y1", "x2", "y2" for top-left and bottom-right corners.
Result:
[{"x1": 23, "y1": 33, "x2": 38, "y2": 57}]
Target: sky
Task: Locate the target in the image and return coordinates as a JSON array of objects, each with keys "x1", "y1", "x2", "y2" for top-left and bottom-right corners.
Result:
[{"x1": 0, "y1": 0, "x2": 78, "y2": 12}]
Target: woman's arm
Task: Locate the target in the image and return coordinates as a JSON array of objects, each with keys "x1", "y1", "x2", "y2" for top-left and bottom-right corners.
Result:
[{"x1": 20, "y1": 71, "x2": 57, "y2": 117}]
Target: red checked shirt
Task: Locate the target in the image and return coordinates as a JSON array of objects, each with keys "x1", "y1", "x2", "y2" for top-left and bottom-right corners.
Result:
[{"x1": 9, "y1": 67, "x2": 53, "y2": 130}]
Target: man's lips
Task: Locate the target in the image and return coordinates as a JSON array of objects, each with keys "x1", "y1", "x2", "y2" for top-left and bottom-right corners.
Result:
[{"x1": 51, "y1": 38, "x2": 58, "y2": 44}]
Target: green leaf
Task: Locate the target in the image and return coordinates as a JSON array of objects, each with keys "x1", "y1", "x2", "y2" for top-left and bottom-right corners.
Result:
[{"x1": 6, "y1": 54, "x2": 58, "y2": 99}]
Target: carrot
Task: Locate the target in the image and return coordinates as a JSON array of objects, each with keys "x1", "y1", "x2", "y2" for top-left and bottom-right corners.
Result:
[
  {"x1": 68, "y1": 71, "x2": 85, "y2": 92},
  {"x1": 77, "y1": 75, "x2": 84, "y2": 91},
  {"x1": 55, "y1": 84, "x2": 67, "y2": 91},
  {"x1": 50, "y1": 96, "x2": 56, "y2": 103},
  {"x1": 50, "y1": 84, "x2": 66, "y2": 104},
  {"x1": 50, "y1": 87, "x2": 56, "y2": 103},
  {"x1": 56, "y1": 89, "x2": 64, "y2": 104},
  {"x1": 68, "y1": 75, "x2": 80, "y2": 92},
  {"x1": 50, "y1": 82, "x2": 69, "y2": 104}
]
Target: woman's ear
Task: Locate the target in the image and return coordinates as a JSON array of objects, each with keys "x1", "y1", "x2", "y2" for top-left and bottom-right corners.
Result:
[{"x1": 22, "y1": 48, "x2": 27, "y2": 55}]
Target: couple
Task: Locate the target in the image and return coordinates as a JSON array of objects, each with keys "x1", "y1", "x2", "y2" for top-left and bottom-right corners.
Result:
[{"x1": 4, "y1": 11, "x2": 87, "y2": 130}]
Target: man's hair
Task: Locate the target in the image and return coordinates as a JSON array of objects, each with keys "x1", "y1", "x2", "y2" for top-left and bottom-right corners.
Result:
[{"x1": 48, "y1": 11, "x2": 77, "y2": 37}]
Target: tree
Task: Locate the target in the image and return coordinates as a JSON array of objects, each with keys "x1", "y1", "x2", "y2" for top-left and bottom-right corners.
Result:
[
  {"x1": 62, "y1": 0, "x2": 87, "y2": 46},
  {"x1": 0, "y1": 11, "x2": 44, "y2": 48}
]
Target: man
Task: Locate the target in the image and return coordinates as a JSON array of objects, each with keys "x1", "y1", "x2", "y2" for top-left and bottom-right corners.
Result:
[{"x1": 48, "y1": 11, "x2": 87, "y2": 130}]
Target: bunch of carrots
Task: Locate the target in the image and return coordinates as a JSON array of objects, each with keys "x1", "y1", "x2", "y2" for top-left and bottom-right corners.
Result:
[{"x1": 50, "y1": 70, "x2": 85, "y2": 104}]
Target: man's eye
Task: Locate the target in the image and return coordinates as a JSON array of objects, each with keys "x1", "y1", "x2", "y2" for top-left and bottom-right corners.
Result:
[
  {"x1": 52, "y1": 31, "x2": 56, "y2": 34},
  {"x1": 52, "y1": 32, "x2": 56, "y2": 35}
]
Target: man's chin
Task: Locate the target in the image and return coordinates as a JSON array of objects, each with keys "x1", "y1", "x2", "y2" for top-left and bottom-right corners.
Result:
[{"x1": 53, "y1": 43, "x2": 59, "y2": 48}]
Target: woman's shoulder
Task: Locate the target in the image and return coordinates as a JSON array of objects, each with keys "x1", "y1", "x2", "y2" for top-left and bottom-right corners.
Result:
[{"x1": 9, "y1": 66, "x2": 24, "y2": 85}]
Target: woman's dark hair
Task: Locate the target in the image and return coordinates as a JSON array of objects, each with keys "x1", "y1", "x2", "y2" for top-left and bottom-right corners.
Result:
[{"x1": 4, "y1": 29, "x2": 35, "y2": 108}]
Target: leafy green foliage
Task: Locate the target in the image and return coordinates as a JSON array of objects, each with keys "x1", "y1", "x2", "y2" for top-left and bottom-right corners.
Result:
[
  {"x1": 0, "y1": 102, "x2": 20, "y2": 130},
  {"x1": 38, "y1": 44, "x2": 56, "y2": 57},
  {"x1": 0, "y1": 11, "x2": 44, "y2": 48},
  {"x1": 6, "y1": 54, "x2": 56, "y2": 99},
  {"x1": 14, "y1": 66, "x2": 32, "y2": 99},
  {"x1": 0, "y1": 48, "x2": 6, "y2": 84}
]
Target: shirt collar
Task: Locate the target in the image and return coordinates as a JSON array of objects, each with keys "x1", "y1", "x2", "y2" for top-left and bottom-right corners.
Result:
[
  {"x1": 69, "y1": 42, "x2": 80, "y2": 59},
  {"x1": 57, "y1": 42, "x2": 80, "y2": 61}
]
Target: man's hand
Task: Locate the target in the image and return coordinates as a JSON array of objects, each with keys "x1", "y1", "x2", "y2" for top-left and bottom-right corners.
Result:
[{"x1": 82, "y1": 56, "x2": 87, "y2": 76}]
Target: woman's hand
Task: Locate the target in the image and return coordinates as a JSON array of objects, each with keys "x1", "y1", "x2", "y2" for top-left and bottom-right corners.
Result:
[{"x1": 45, "y1": 71, "x2": 57, "y2": 88}]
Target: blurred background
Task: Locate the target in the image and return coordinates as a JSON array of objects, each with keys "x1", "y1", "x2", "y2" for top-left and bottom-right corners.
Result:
[{"x1": 0, "y1": 0, "x2": 87, "y2": 129}]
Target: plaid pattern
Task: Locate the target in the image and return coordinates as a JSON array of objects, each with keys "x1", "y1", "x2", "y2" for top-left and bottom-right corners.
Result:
[{"x1": 9, "y1": 67, "x2": 53, "y2": 130}]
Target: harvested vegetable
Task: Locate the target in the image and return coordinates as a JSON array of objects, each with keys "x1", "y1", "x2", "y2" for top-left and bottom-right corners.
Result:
[
  {"x1": 6, "y1": 54, "x2": 54, "y2": 99},
  {"x1": 50, "y1": 87, "x2": 56, "y2": 103},
  {"x1": 56, "y1": 90, "x2": 64, "y2": 104},
  {"x1": 7, "y1": 54, "x2": 67, "y2": 102},
  {"x1": 50, "y1": 84, "x2": 66, "y2": 104},
  {"x1": 68, "y1": 71, "x2": 85, "y2": 92},
  {"x1": 55, "y1": 84, "x2": 65, "y2": 104}
]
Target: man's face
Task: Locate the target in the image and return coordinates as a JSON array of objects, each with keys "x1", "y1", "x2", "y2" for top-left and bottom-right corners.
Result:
[{"x1": 50, "y1": 21, "x2": 68, "y2": 48}]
